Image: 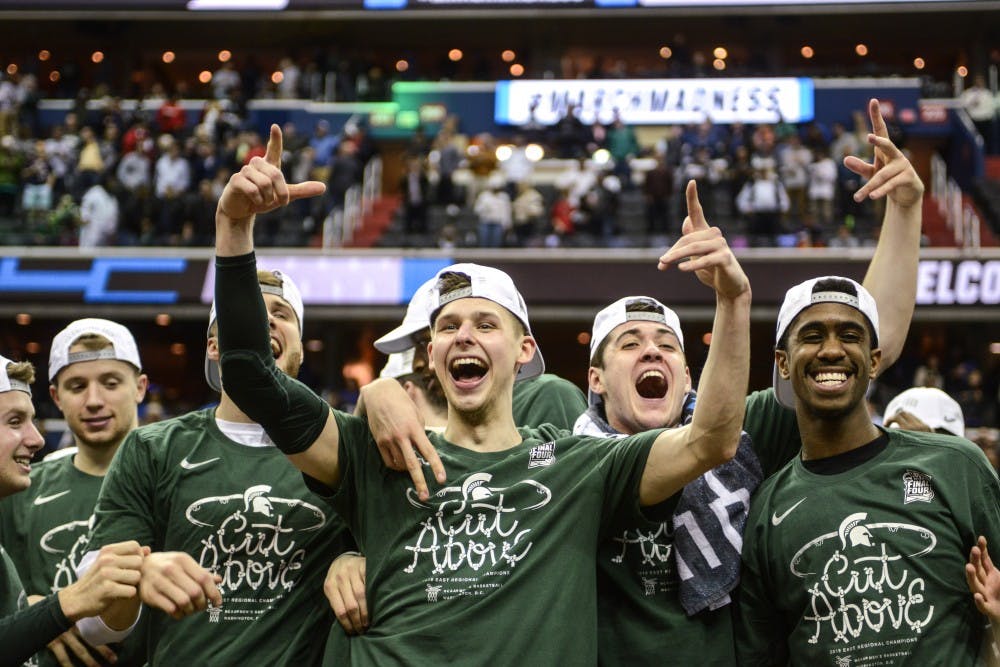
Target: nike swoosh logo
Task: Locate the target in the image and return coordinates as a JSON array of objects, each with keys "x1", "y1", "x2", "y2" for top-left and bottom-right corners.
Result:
[
  {"x1": 180, "y1": 456, "x2": 220, "y2": 470},
  {"x1": 943, "y1": 415, "x2": 958, "y2": 422},
  {"x1": 34, "y1": 490, "x2": 71, "y2": 506},
  {"x1": 771, "y1": 497, "x2": 807, "y2": 526}
]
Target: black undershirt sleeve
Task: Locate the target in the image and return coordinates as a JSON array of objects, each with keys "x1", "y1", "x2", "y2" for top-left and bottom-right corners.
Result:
[
  {"x1": 0, "y1": 593, "x2": 72, "y2": 666},
  {"x1": 215, "y1": 252, "x2": 330, "y2": 454}
]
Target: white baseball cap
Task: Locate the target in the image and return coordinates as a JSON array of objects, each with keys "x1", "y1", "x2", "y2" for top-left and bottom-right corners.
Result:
[
  {"x1": 589, "y1": 296, "x2": 684, "y2": 362},
  {"x1": 205, "y1": 269, "x2": 304, "y2": 393},
  {"x1": 374, "y1": 277, "x2": 436, "y2": 354},
  {"x1": 884, "y1": 387, "x2": 965, "y2": 438},
  {"x1": 49, "y1": 319, "x2": 142, "y2": 383},
  {"x1": 1, "y1": 355, "x2": 32, "y2": 396},
  {"x1": 773, "y1": 276, "x2": 879, "y2": 409},
  {"x1": 379, "y1": 349, "x2": 417, "y2": 380},
  {"x1": 587, "y1": 296, "x2": 683, "y2": 408},
  {"x1": 425, "y1": 263, "x2": 544, "y2": 382}
]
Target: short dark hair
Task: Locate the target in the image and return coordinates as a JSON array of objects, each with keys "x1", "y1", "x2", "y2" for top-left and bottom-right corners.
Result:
[{"x1": 591, "y1": 298, "x2": 673, "y2": 369}]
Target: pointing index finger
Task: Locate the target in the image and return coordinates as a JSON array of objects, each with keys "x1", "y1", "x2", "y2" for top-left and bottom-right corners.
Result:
[
  {"x1": 685, "y1": 180, "x2": 707, "y2": 231},
  {"x1": 868, "y1": 98, "x2": 888, "y2": 139},
  {"x1": 264, "y1": 123, "x2": 283, "y2": 168}
]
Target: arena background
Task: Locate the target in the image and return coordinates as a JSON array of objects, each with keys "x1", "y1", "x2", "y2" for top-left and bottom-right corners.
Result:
[{"x1": 0, "y1": 0, "x2": 996, "y2": 448}]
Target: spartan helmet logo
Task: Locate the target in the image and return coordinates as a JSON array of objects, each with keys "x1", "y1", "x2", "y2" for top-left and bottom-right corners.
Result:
[
  {"x1": 461, "y1": 473, "x2": 494, "y2": 501},
  {"x1": 243, "y1": 485, "x2": 274, "y2": 517},
  {"x1": 838, "y1": 512, "x2": 874, "y2": 549}
]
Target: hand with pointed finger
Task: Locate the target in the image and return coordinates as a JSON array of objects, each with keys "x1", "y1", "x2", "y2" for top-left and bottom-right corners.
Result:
[
  {"x1": 217, "y1": 123, "x2": 326, "y2": 224},
  {"x1": 658, "y1": 180, "x2": 750, "y2": 301},
  {"x1": 325, "y1": 553, "x2": 369, "y2": 636},
  {"x1": 844, "y1": 98, "x2": 924, "y2": 209},
  {"x1": 138, "y1": 551, "x2": 223, "y2": 620}
]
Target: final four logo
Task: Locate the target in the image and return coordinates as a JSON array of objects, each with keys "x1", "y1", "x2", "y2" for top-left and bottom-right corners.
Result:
[{"x1": 902, "y1": 470, "x2": 934, "y2": 504}]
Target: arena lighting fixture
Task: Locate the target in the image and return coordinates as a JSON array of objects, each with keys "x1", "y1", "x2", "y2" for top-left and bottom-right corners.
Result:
[
  {"x1": 38, "y1": 50, "x2": 50, "y2": 62},
  {"x1": 495, "y1": 145, "x2": 513, "y2": 161},
  {"x1": 576, "y1": 332, "x2": 590, "y2": 346},
  {"x1": 170, "y1": 343, "x2": 187, "y2": 356},
  {"x1": 525, "y1": 144, "x2": 544, "y2": 162},
  {"x1": 448, "y1": 49, "x2": 463, "y2": 62},
  {"x1": 162, "y1": 51, "x2": 176, "y2": 64},
  {"x1": 855, "y1": 43, "x2": 868, "y2": 56},
  {"x1": 25, "y1": 342, "x2": 40, "y2": 355},
  {"x1": 305, "y1": 339, "x2": 324, "y2": 353},
  {"x1": 5, "y1": 64, "x2": 15, "y2": 76},
  {"x1": 91, "y1": 52, "x2": 104, "y2": 64},
  {"x1": 659, "y1": 46, "x2": 672, "y2": 59},
  {"x1": 218, "y1": 50, "x2": 232, "y2": 62},
  {"x1": 48, "y1": 71, "x2": 60, "y2": 83},
  {"x1": 957, "y1": 66, "x2": 969, "y2": 77},
  {"x1": 501, "y1": 50, "x2": 516, "y2": 62},
  {"x1": 914, "y1": 58, "x2": 926, "y2": 70},
  {"x1": 395, "y1": 60, "x2": 409, "y2": 73},
  {"x1": 155, "y1": 313, "x2": 171, "y2": 326},
  {"x1": 713, "y1": 59, "x2": 726, "y2": 71},
  {"x1": 15, "y1": 313, "x2": 30, "y2": 326},
  {"x1": 271, "y1": 71, "x2": 284, "y2": 84},
  {"x1": 199, "y1": 71, "x2": 212, "y2": 83},
  {"x1": 990, "y1": 342, "x2": 1000, "y2": 355},
  {"x1": 713, "y1": 47, "x2": 727, "y2": 60},
  {"x1": 801, "y1": 46, "x2": 814, "y2": 59},
  {"x1": 187, "y1": 0, "x2": 288, "y2": 9},
  {"x1": 509, "y1": 63, "x2": 525, "y2": 77},
  {"x1": 592, "y1": 148, "x2": 611, "y2": 165}
]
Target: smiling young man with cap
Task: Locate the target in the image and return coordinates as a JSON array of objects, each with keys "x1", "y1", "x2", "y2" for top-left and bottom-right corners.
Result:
[
  {"x1": 77, "y1": 269, "x2": 356, "y2": 667},
  {"x1": 0, "y1": 354, "x2": 147, "y2": 667},
  {"x1": 373, "y1": 276, "x2": 586, "y2": 433},
  {"x1": 736, "y1": 276, "x2": 1000, "y2": 665},
  {"x1": 0, "y1": 318, "x2": 149, "y2": 667},
  {"x1": 210, "y1": 125, "x2": 752, "y2": 664}
]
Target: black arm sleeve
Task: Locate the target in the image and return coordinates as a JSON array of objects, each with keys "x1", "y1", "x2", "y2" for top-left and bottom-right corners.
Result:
[
  {"x1": 215, "y1": 252, "x2": 330, "y2": 454},
  {"x1": 0, "y1": 594, "x2": 72, "y2": 666}
]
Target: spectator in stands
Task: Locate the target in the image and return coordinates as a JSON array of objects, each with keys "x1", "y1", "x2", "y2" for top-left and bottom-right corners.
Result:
[
  {"x1": 958, "y1": 369, "x2": 998, "y2": 428},
  {"x1": 778, "y1": 133, "x2": 811, "y2": 226},
  {"x1": 827, "y1": 222, "x2": 860, "y2": 248},
  {"x1": 643, "y1": 152, "x2": 674, "y2": 239},
  {"x1": 21, "y1": 140, "x2": 54, "y2": 225},
  {"x1": 0, "y1": 73, "x2": 17, "y2": 137},
  {"x1": 0, "y1": 134, "x2": 22, "y2": 218},
  {"x1": 511, "y1": 180, "x2": 544, "y2": 246},
  {"x1": 474, "y1": 172, "x2": 511, "y2": 247},
  {"x1": 154, "y1": 136, "x2": 190, "y2": 241},
  {"x1": 553, "y1": 102, "x2": 588, "y2": 159},
  {"x1": 500, "y1": 135, "x2": 534, "y2": 197},
  {"x1": 807, "y1": 144, "x2": 837, "y2": 236},
  {"x1": 182, "y1": 178, "x2": 218, "y2": 246},
  {"x1": 400, "y1": 155, "x2": 430, "y2": 236},
  {"x1": 465, "y1": 132, "x2": 498, "y2": 207},
  {"x1": 607, "y1": 112, "x2": 639, "y2": 188},
  {"x1": 548, "y1": 186, "x2": 576, "y2": 246},
  {"x1": 432, "y1": 123, "x2": 463, "y2": 208},
  {"x1": 75, "y1": 126, "x2": 104, "y2": 197},
  {"x1": 212, "y1": 61, "x2": 241, "y2": 100},
  {"x1": 276, "y1": 57, "x2": 302, "y2": 99},
  {"x1": 914, "y1": 353, "x2": 946, "y2": 390},
  {"x1": 737, "y1": 165, "x2": 789, "y2": 246},
  {"x1": 309, "y1": 119, "x2": 338, "y2": 181},
  {"x1": 962, "y1": 74, "x2": 998, "y2": 154},
  {"x1": 78, "y1": 174, "x2": 119, "y2": 248},
  {"x1": 156, "y1": 93, "x2": 187, "y2": 137},
  {"x1": 327, "y1": 139, "x2": 362, "y2": 212}
]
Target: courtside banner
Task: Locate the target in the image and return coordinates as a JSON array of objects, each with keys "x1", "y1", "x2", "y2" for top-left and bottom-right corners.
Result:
[{"x1": 494, "y1": 77, "x2": 814, "y2": 126}]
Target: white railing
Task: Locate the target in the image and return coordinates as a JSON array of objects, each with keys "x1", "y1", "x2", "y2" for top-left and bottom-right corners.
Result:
[
  {"x1": 930, "y1": 153, "x2": 982, "y2": 250},
  {"x1": 321, "y1": 155, "x2": 383, "y2": 248}
]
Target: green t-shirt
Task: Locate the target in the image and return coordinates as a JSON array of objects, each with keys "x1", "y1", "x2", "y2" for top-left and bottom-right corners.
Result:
[
  {"x1": 88, "y1": 408, "x2": 356, "y2": 667},
  {"x1": 0, "y1": 453, "x2": 148, "y2": 667},
  {"x1": 595, "y1": 387, "x2": 800, "y2": 666},
  {"x1": 326, "y1": 412, "x2": 659, "y2": 666},
  {"x1": 512, "y1": 373, "x2": 587, "y2": 432},
  {"x1": 1, "y1": 544, "x2": 35, "y2": 667},
  {"x1": 737, "y1": 428, "x2": 1000, "y2": 665},
  {"x1": 0, "y1": 454, "x2": 103, "y2": 597}
]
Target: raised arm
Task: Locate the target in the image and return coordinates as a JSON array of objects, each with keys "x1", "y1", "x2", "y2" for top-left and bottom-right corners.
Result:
[
  {"x1": 213, "y1": 125, "x2": 343, "y2": 487},
  {"x1": 847, "y1": 98, "x2": 924, "y2": 369},
  {"x1": 639, "y1": 181, "x2": 751, "y2": 506}
]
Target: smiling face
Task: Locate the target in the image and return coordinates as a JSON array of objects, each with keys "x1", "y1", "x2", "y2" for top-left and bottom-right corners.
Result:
[
  {"x1": 427, "y1": 297, "x2": 535, "y2": 422},
  {"x1": 589, "y1": 320, "x2": 691, "y2": 434},
  {"x1": 0, "y1": 390, "x2": 44, "y2": 497},
  {"x1": 207, "y1": 292, "x2": 303, "y2": 383},
  {"x1": 50, "y1": 348, "x2": 147, "y2": 451},
  {"x1": 775, "y1": 302, "x2": 881, "y2": 420}
]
